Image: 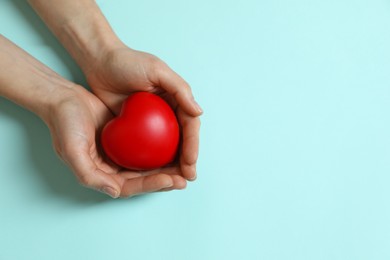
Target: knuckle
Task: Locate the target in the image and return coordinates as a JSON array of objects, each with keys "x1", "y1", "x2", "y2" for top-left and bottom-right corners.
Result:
[
  {"x1": 182, "y1": 80, "x2": 191, "y2": 91},
  {"x1": 149, "y1": 55, "x2": 165, "y2": 72},
  {"x1": 183, "y1": 114, "x2": 201, "y2": 128},
  {"x1": 77, "y1": 174, "x2": 93, "y2": 188}
]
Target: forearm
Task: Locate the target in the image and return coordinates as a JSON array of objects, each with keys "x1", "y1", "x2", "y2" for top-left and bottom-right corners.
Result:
[
  {"x1": 0, "y1": 35, "x2": 72, "y2": 120},
  {"x1": 28, "y1": 0, "x2": 123, "y2": 74}
]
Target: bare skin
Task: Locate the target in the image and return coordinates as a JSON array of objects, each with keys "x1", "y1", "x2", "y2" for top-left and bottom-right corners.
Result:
[{"x1": 1, "y1": 0, "x2": 202, "y2": 198}]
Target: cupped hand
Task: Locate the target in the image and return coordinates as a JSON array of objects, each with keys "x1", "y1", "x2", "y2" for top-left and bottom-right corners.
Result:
[
  {"x1": 44, "y1": 85, "x2": 187, "y2": 198},
  {"x1": 86, "y1": 45, "x2": 202, "y2": 181}
]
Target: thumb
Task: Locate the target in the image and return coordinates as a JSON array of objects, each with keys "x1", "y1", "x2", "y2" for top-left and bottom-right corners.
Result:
[
  {"x1": 157, "y1": 65, "x2": 203, "y2": 117},
  {"x1": 66, "y1": 150, "x2": 121, "y2": 198}
]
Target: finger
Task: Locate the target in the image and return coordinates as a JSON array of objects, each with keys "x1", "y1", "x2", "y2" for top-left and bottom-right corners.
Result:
[
  {"x1": 65, "y1": 149, "x2": 121, "y2": 198},
  {"x1": 118, "y1": 166, "x2": 181, "y2": 180},
  {"x1": 94, "y1": 89, "x2": 127, "y2": 116},
  {"x1": 120, "y1": 174, "x2": 174, "y2": 198},
  {"x1": 158, "y1": 188, "x2": 174, "y2": 192},
  {"x1": 154, "y1": 175, "x2": 188, "y2": 192},
  {"x1": 117, "y1": 171, "x2": 144, "y2": 179},
  {"x1": 177, "y1": 109, "x2": 201, "y2": 181},
  {"x1": 157, "y1": 65, "x2": 203, "y2": 117},
  {"x1": 169, "y1": 175, "x2": 187, "y2": 190},
  {"x1": 135, "y1": 166, "x2": 182, "y2": 176}
]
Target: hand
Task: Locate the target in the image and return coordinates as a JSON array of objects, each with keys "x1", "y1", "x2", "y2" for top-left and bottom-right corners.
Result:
[
  {"x1": 0, "y1": 34, "x2": 187, "y2": 198},
  {"x1": 44, "y1": 85, "x2": 187, "y2": 198},
  {"x1": 27, "y1": 0, "x2": 202, "y2": 183},
  {"x1": 86, "y1": 45, "x2": 203, "y2": 181}
]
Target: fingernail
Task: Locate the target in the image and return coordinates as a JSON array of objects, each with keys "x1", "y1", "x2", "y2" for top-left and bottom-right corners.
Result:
[
  {"x1": 102, "y1": 186, "x2": 119, "y2": 198},
  {"x1": 189, "y1": 173, "x2": 197, "y2": 181},
  {"x1": 193, "y1": 100, "x2": 203, "y2": 114}
]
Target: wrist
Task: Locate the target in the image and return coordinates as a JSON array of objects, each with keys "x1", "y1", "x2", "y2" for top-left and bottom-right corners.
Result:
[
  {"x1": 29, "y1": 0, "x2": 124, "y2": 75},
  {"x1": 35, "y1": 80, "x2": 78, "y2": 123},
  {"x1": 59, "y1": 9, "x2": 124, "y2": 75},
  {"x1": 0, "y1": 35, "x2": 78, "y2": 122}
]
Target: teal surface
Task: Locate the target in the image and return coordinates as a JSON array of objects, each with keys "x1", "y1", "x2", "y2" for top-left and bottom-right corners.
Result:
[{"x1": 1, "y1": 0, "x2": 390, "y2": 259}]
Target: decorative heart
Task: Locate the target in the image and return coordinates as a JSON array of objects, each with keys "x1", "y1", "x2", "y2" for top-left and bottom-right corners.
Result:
[{"x1": 101, "y1": 92, "x2": 180, "y2": 170}]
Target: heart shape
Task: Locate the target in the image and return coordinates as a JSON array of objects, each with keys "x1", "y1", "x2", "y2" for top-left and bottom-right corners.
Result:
[{"x1": 101, "y1": 92, "x2": 180, "y2": 170}]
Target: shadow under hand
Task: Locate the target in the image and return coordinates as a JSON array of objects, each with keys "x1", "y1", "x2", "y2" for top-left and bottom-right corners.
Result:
[
  {"x1": 10, "y1": 0, "x2": 88, "y2": 87},
  {"x1": 0, "y1": 98, "x2": 109, "y2": 204}
]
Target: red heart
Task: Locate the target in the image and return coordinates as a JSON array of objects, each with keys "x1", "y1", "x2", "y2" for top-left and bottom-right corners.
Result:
[{"x1": 101, "y1": 92, "x2": 180, "y2": 170}]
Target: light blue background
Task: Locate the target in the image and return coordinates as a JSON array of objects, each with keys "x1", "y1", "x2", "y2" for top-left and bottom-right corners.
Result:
[{"x1": 1, "y1": 0, "x2": 390, "y2": 259}]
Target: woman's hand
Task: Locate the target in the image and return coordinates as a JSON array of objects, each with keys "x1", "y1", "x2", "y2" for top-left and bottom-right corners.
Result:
[
  {"x1": 28, "y1": 0, "x2": 203, "y2": 181},
  {"x1": 43, "y1": 85, "x2": 187, "y2": 198},
  {"x1": 86, "y1": 45, "x2": 203, "y2": 181},
  {"x1": 0, "y1": 35, "x2": 186, "y2": 198}
]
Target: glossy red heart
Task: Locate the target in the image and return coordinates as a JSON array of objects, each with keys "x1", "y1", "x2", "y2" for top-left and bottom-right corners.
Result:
[{"x1": 101, "y1": 92, "x2": 180, "y2": 170}]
